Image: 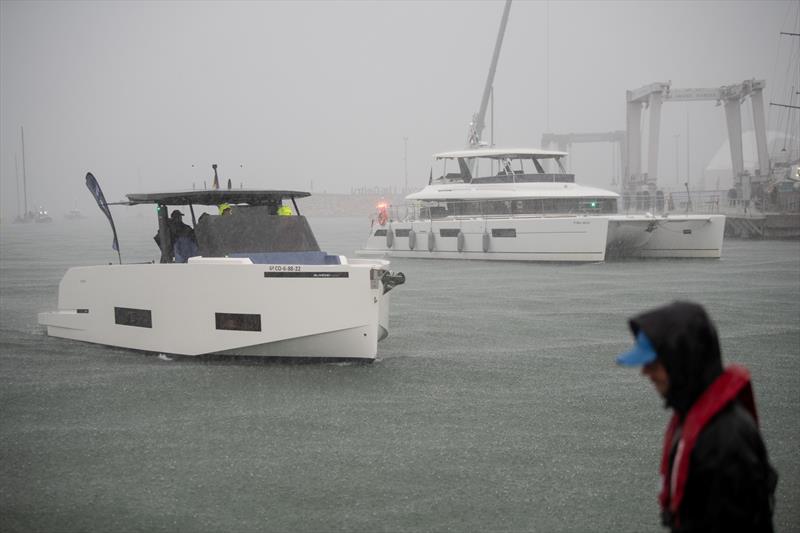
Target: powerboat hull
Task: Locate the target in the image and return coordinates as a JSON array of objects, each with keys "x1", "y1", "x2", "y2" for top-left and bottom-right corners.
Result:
[
  {"x1": 358, "y1": 214, "x2": 725, "y2": 262},
  {"x1": 38, "y1": 257, "x2": 394, "y2": 361}
]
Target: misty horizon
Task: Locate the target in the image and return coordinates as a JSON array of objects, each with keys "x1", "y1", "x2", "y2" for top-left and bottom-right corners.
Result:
[{"x1": 1, "y1": 0, "x2": 797, "y2": 219}]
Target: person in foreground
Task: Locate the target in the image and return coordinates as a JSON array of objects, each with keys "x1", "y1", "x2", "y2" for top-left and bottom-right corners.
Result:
[{"x1": 616, "y1": 301, "x2": 777, "y2": 532}]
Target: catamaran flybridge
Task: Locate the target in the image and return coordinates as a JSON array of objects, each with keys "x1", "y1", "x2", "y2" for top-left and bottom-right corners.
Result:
[
  {"x1": 358, "y1": 148, "x2": 725, "y2": 262},
  {"x1": 39, "y1": 174, "x2": 405, "y2": 362}
]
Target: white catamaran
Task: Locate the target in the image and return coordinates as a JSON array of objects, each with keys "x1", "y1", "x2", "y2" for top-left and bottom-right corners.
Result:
[
  {"x1": 39, "y1": 173, "x2": 405, "y2": 362},
  {"x1": 358, "y1": 148, "x2": 725, "y2": 262}
]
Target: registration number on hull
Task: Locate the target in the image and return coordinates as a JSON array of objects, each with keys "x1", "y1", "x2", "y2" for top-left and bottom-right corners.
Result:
[{"x1": 267, "y1": 265, "x2": 302, "y2": 272}]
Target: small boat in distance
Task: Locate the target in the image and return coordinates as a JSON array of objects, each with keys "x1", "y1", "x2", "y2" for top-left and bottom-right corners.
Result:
[
  {"x1": 64, "y1": 209, "x2": 84, "y2": 220},
  {"x1": 35, "y1": 207, "x2": 52, "y2": 223},
  {"x1": 39, "y1": 174, "x2": 405, "y2": 362},
  {"x1": 358, "y1": 148, "x2": 725, "y2": 262}
]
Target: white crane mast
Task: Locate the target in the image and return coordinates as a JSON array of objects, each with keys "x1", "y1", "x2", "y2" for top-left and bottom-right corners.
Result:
[{"x1": 467, "y1": 0, "x2": 512, "y2": 149}]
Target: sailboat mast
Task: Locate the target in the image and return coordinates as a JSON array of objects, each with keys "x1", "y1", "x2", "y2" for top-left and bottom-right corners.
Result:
[
  {"x1": 14, "y1": 153, "x2": 21, "y2": 218},
  {"x1": 21, "y1": 126, "x2": 28, "y2": 215}
]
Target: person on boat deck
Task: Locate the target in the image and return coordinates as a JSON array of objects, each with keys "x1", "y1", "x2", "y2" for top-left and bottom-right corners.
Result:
[
  {"x1": 219, "y1": 203, "x2": 232, "y2": 216},
  {"x1": 277, "y1": 204, "x2": 293, "y2": 216},
  {"x1": 168, "y1": 210, "x2": 198, "y2": 263},
  {"x1": 616, "y1": 301, "x2": 777, "y2": 533}
]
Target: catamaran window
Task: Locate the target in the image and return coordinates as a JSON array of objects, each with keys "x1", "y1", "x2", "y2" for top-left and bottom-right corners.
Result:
[
  {"x1": 523, "y1": 198, "x2": 618, "y2": 215},
  {"x1": 419, "y1": 205, "x2": 448, "y2": 220},
  {"x1": 394, "y1": 229, "x2": 411, "y2": 237},
  {"x1": 439, "y1": 198, "x2": 618, "y2": 216},
  {"x1": 215, "y1": 313, "x2": 261, "y2": 332},
  {"x1": 439, "y1": 228, "x2": 460, "y2": 237},
  {"x1": 484, "y1": 201, "x2": 513, "y2": 215},
  {"x1": 491, "y1": 228, "x2": 516, "y2": 237},
  {"x1": 114, "y1": 307, "x2": 152, "y2": 328},
  {"x1": 373, "y1": 229, "x2": 387, "y2": 236}
]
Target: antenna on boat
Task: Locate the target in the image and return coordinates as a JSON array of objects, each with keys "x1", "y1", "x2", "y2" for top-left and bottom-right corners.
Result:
[{"x1": 85, "y1": 172, "x2": 122, "y2": 264}]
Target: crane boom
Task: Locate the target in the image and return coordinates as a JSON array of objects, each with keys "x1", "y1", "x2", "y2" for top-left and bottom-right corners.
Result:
[{"x1": 468, "y1": 0, "x2": 512, "y2": 148}]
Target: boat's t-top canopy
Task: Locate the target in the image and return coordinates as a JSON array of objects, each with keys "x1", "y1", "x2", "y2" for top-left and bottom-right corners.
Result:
[
  {"x1": 433, "y1": 148, "x2": 568, "y2": 160},
  {"x1": 125, "y1": 189, "x2": 310, "y2": 207}
]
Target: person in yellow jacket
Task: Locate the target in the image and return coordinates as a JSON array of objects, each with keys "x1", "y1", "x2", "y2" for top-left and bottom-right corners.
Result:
[{"x1": 277, "y1": 204, "x2": 293, "y2": 216}]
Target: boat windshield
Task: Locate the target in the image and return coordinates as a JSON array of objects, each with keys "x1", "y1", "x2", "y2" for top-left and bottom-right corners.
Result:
[
  {"x1": 433, "y1": 154, "x2": 572, "y2": 184},
  {"x1": 194, "y1": 206, "x2": 320, "y2": 257}
]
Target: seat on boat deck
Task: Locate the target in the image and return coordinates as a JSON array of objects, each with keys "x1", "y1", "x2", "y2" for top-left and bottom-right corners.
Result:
[{"x1": 228, "y1": 251, "x2": 341, "y2": 265}]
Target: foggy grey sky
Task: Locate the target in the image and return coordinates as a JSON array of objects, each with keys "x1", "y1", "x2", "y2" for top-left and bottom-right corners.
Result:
[{"x1": 1, "y1": 0, "x2": 797, "y2": 218}]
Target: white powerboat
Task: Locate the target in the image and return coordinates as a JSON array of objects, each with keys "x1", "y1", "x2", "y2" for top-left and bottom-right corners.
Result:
[
  {"x1": 358, "y1": 148, "x2": 725, "y2": 262},
  {"x1": 39, "y1": 183, "x2": 404, "y2": 362}
]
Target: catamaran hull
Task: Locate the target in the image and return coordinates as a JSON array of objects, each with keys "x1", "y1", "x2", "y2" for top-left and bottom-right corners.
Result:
[
  {"x1": 38, "y1": 258, "x2": 393, "y2": 361},
  {"x1": 358, "y1": 214, "x2": 725, "y2": 262},
  {"x1": 606, "y1": 215, "x2": 726, "y2": 259}
]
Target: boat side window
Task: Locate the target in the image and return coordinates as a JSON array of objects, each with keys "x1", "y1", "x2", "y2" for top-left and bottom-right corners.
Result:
[
  {"x1": 524, "y1": 199, "x2": 543, "y2": 214},
  {"x1": 542, "y1": 199, "x2": 557, "y2": 213},
  {"x1": 556, "y1": 198, "x2": 576, "y2": 214},
  {"x1": 429, "y1": 206, "x2": 448, "y2": 219},
  {"x1": 439, "y1": 228, "x2": 460, "y2": 237},
  {"x1": 374, "y1": 229, "x2": 388, "y2": 236},
  {"x1": 485, "y1": 201, "x2": 511, "y2": 215},
  {"x1": 449, "y1": 202, "x2": 478, "y2": 217},
  {"x1": 394, "y1": 229, "x2": 411, "y2": 237},
  {"x1": 215, "y1": 313, "x2": 261, "y2": 332},
  {"x1": 491, "y1": 228, "x2": 516, "y2": 237},
  {"x1": 114, "y1": 307, "x2": 152, "y2": 328}
]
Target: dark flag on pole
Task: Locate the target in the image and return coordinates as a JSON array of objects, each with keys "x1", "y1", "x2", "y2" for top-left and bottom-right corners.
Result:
[
  {"x1": 85, "y1": 172, "x2": 122, "y2": 264},
  {"x1": 212, "y1": 163, "x2": 219, "y2": 190}
]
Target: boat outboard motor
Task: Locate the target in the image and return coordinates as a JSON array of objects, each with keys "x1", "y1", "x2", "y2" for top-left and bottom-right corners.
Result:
[{"x1": 380, "y1": 271, "x2": 406, "y2": 294}]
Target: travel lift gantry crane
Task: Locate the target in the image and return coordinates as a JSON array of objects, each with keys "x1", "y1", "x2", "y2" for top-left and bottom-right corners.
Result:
[
  {"x1": 540, "y1": 131, "x2": 627, "y2": 185},
  {"x1": 625, "y1": 79, "x2": 769, "y2": 205}
]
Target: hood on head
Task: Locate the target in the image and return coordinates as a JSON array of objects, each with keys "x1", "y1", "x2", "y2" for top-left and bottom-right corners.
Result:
[{"x1": 629, "y1": 301, "x2": 723, "y2": 414}]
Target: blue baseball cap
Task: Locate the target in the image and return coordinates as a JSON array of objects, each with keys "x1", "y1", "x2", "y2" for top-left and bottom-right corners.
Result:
[{"x1": 616, "y1": 331, "x2": 658, "y2": 366}]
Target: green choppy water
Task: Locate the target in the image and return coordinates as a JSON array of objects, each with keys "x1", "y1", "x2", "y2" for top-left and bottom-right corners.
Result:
[{"x1": 1, "y1": 215, "x2": 798, "y2": 532}]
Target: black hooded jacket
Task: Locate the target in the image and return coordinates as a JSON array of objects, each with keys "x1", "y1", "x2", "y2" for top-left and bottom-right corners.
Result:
[{"x1": 629, "y1": 301, "x2": 777, "y2": 532}]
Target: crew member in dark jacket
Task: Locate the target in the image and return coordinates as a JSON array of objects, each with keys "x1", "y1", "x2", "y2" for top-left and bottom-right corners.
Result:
[
  {"x1": 168, "y1": 210, "x2": 198, "y2": 263},
  {"x1": 616, "y1": 301, "x2": 777, "y2": 532}
]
